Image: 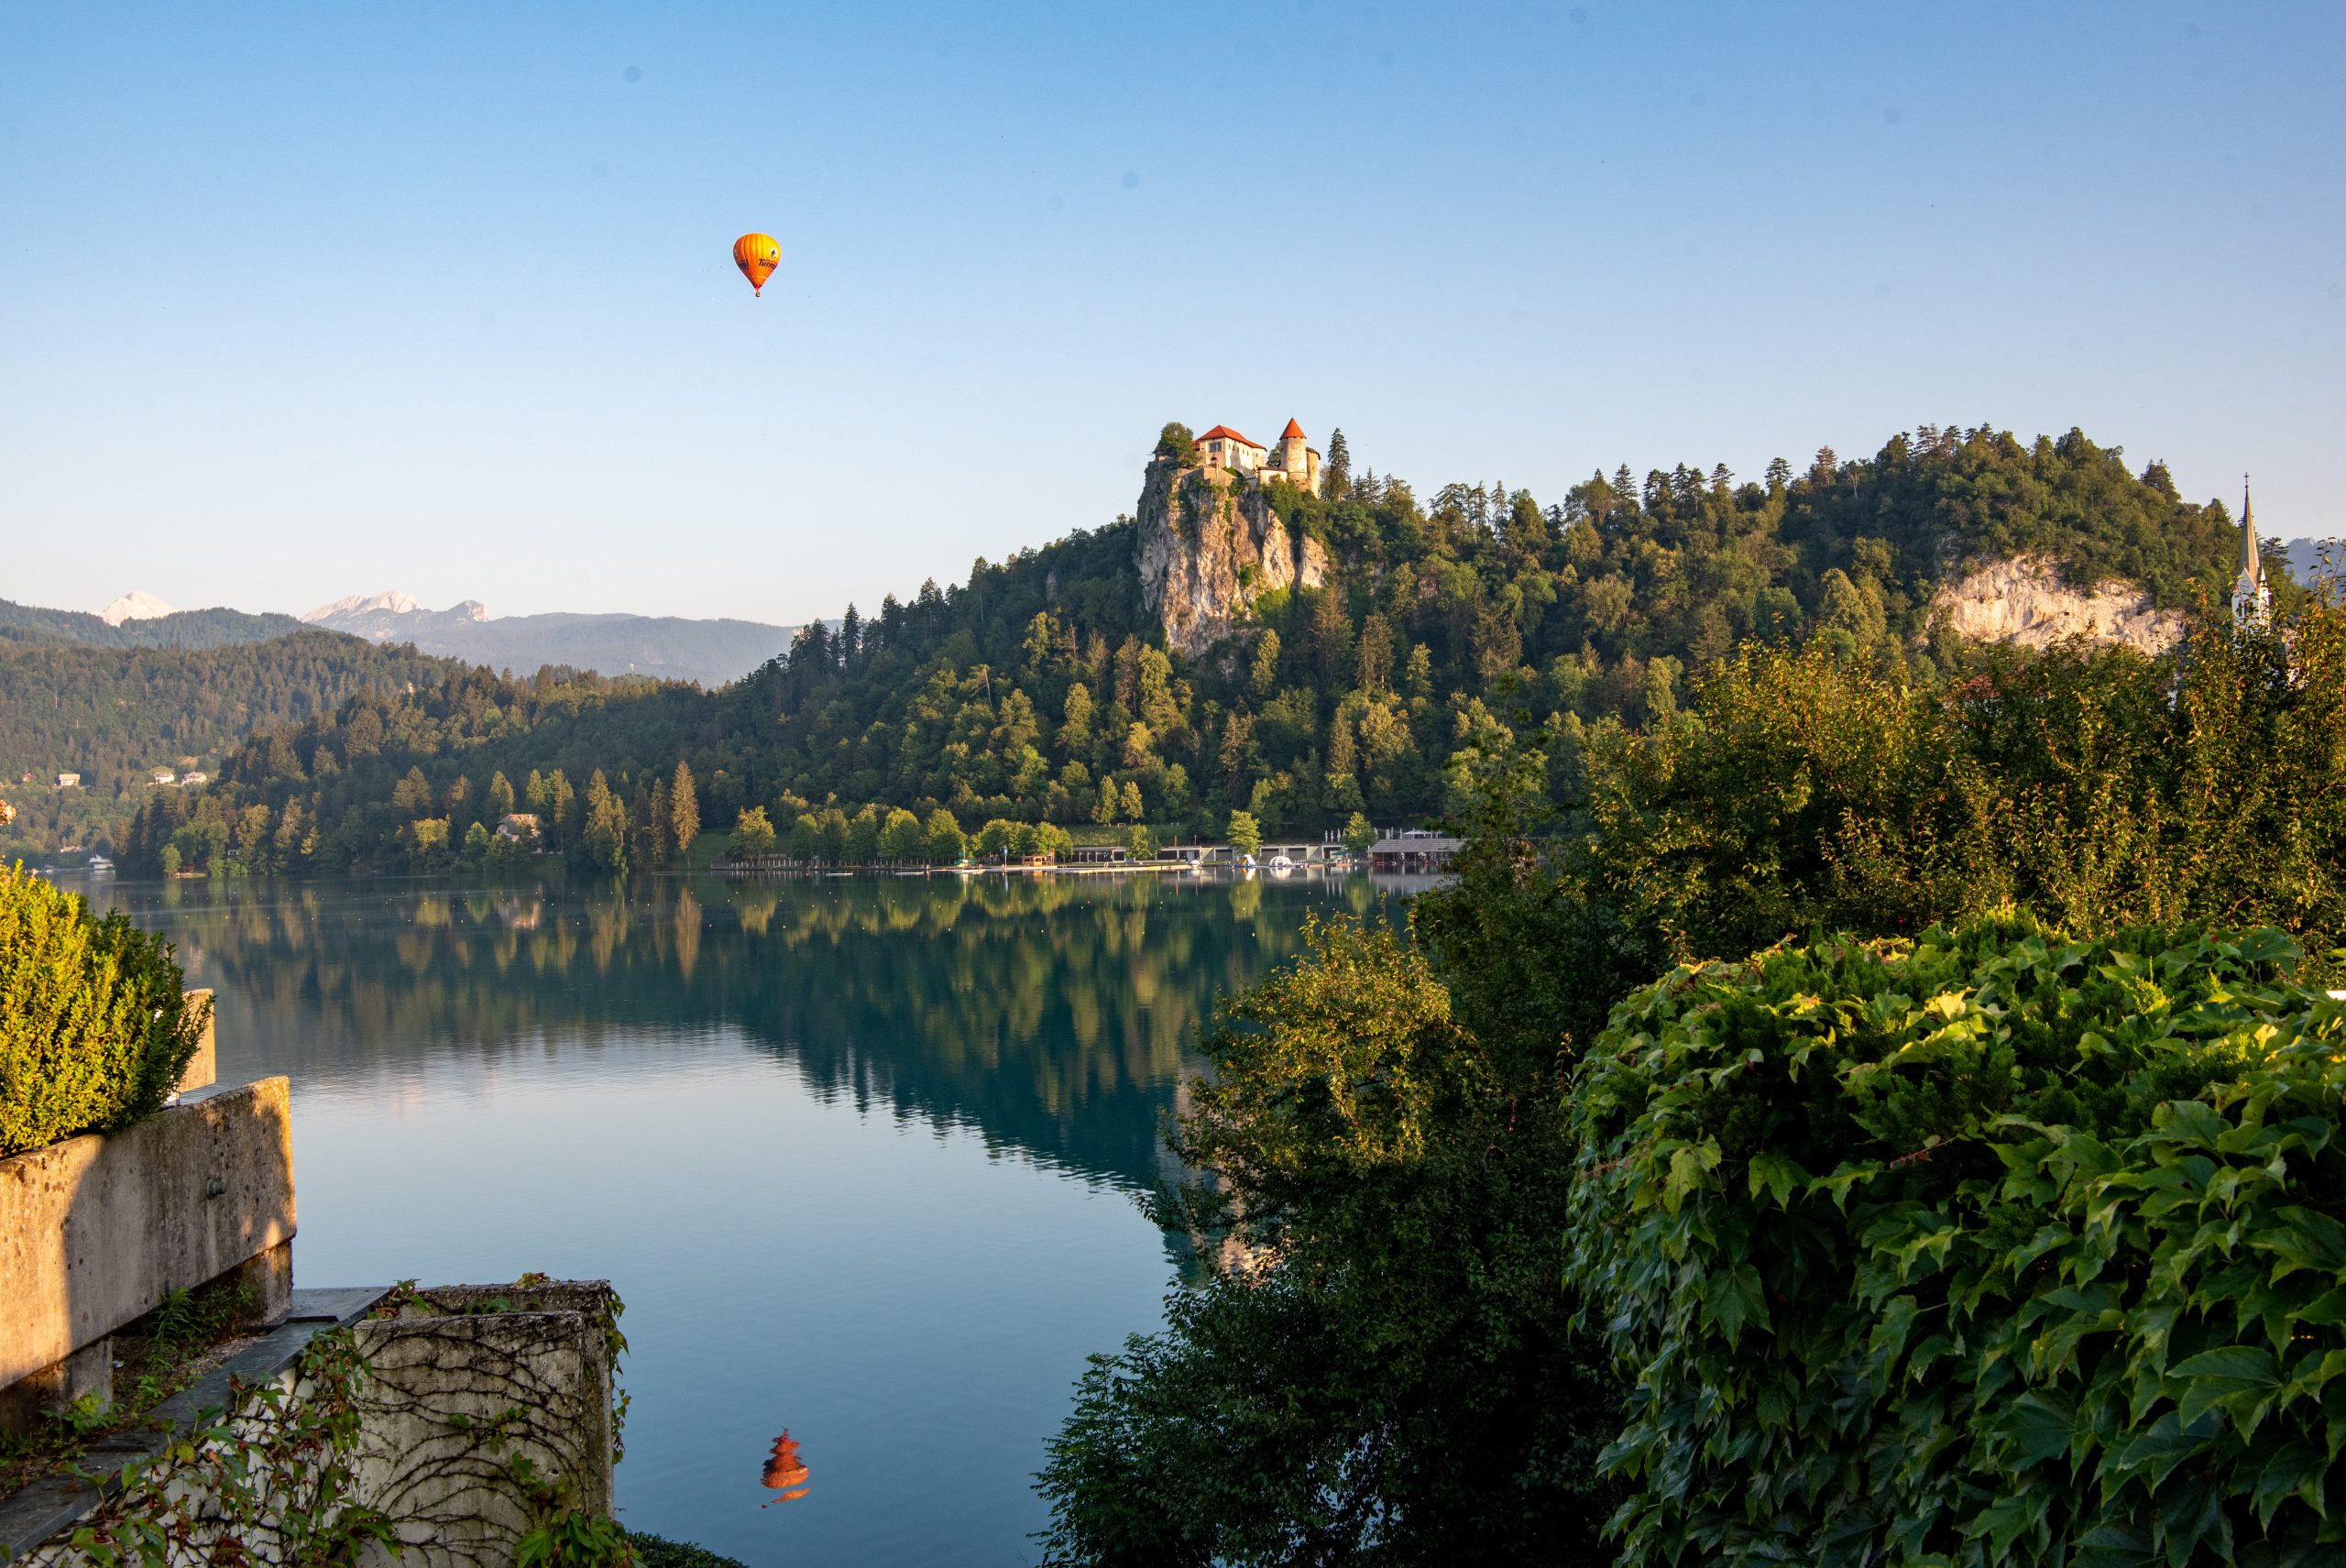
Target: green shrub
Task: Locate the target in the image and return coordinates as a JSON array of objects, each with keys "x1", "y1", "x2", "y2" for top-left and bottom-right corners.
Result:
[
  {"x1": 625, "y1": 1532, "x2": 747, "y2": 1568},
  {"x1": 1566, "y1": 915, "x2": 2346, "y2": 1567},
  {"x1": 1, "y1": 865, "x2": 207, "y2": 1156}
]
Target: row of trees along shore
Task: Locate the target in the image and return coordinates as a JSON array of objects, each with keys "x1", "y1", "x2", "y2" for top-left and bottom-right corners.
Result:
[
  {"x1": 1036, "y1": 592, "x2": 2346, "y2": 1565},
  {"x1": 114, "y1": 423, "x2": 2297, "y2": 878}
]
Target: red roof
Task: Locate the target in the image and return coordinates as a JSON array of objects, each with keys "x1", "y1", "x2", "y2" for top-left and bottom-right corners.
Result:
[
  {"x1": 1196, "y1": 424, "x2": 1265, "y2": 450},
  {"x1": 1280, "y1": 419, "x2": 1306, "y2": 440}
]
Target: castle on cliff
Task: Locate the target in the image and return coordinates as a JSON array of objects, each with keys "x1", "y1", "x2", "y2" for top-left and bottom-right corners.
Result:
[{"x1": 1192, "y1": 420, "x2": 1324, "y2": 498}]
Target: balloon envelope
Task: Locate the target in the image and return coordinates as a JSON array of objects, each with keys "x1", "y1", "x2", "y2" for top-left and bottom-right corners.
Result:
[{"x1": 733, "y1": 233, "x2": 781, "y2": 296}]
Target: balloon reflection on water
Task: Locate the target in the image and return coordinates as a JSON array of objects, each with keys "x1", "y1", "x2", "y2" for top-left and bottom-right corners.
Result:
[{"x1": 762, "y1": 1429, "x2": 809, "y2": 1504}]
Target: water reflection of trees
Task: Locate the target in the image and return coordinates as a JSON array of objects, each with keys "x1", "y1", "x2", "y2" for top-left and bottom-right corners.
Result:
[{"x1": 125, "y1": 874, "x2": 1383, "y2": 1190}]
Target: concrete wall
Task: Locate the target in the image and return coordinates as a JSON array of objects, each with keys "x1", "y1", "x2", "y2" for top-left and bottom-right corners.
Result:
[
  {"x1": 0, "y1": 1077, "x2": 294, "y2": 1392},
  {"x1": 350, "y1": 1282, "x2": 619, "y2": 1566},
  {"x1": 7, "y1": 1282, "x2": 622, "y2": 1568},
  {"x1": 178, "y1": 989, "x2": 216, "y2": 1094}
]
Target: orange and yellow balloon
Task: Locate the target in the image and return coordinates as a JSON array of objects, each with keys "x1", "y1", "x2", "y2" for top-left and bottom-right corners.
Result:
[{"x1": 733, "y1": 233, "x2": 781, "y2": 297}]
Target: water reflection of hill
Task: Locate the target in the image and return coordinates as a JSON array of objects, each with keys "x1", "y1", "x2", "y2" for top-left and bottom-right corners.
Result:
[{"x1": 111, "y1": 873, "x2": 1383, "y2": 1190}]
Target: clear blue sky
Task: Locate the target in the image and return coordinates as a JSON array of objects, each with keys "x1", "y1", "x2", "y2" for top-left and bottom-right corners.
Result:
[{"x1": 4, "y1": 2, "x2": 2340, "y2": 625}]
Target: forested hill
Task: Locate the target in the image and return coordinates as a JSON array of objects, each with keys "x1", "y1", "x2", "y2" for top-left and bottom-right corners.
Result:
[
  {"x1": 133, "y1": 422, "x2": 2286, "y2": 876},
  {"x1": 0, "y1": 598, "x2": 306, "y2": 649},
  {"x1": 0, "y1": 630, "x2": 466, "y2": 860}
]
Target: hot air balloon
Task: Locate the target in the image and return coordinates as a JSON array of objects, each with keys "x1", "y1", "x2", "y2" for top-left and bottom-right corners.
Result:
[{"x1": 733, "y1": 233, "x2": 781, "y2": 297}]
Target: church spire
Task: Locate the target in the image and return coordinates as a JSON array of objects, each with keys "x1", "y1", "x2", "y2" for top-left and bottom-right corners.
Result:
[
  {"x1": 2241, "y1": 474, "x2": 2262, "y2": 584},
  {"x1": 2234, "y1": 471, "x2": 2270, "y2": 622}
]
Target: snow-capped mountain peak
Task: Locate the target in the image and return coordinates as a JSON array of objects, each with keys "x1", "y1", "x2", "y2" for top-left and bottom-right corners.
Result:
[
  {"x1": 101, "y1": 590, "x2": 176, "y2": 626},
  {"x1": 301, "y1": 589, "x2": 424, "y2": 623}
]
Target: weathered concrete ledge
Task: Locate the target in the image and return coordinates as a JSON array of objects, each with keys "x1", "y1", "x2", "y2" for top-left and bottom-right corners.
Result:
[
  {"x1": 356, "y1": 1281, "x2": 622, "y2": 1565},
  {"x1": 177, "y1": 987, "x2": 217, "y2": 1094},
  {"x1": 2, "y1": 1281, "x2": 624, "y2": 1568},
  {"x1": 0, "y1": 1076, "x2": 295, "y2": 1395},
  {"x1": 0, "y1": 1286, "x2": 387, "y2": 1557}
]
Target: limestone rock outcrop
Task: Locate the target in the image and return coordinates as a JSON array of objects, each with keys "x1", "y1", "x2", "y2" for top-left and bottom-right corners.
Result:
[
  {"x1": 1928, "y1": 554, "x2": 2182, "y2": 657},
  {"x1": 1136, "y1": 459, "x2": 1329, "y2": 656}
]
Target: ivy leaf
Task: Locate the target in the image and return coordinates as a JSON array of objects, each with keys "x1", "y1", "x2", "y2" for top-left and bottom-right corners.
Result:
[
  {"x1": 2252, "y1": 1207, "x2": 2346, "y2": 1278},
  {"x1": 1705, "y1": 1261, "x2": 1770, "y2": 1347},
  {"x1": 1748, "y1": 1149, "x2": 1804, "y2": 1207},
  {"x1": 2000, "y1": 1388, "x2": 2077, "y2": 1469},
  {"x1": 1663, "y1": 1138, "x2": 1722, "y2": 1212},
  {"x1": 2250, "y1": 1439, "x2": 2324, "y2": 1528},
  {"x1": 2170, "y1": 1344, "x2": 2280, "y2": 1428}
]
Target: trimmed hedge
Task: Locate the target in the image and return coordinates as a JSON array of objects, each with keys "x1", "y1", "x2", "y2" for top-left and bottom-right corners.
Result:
[
  {"x1": 1566, "y1": 915, "x2": 2346, "y2": 1567},
  {"x1": 1, "y1": 865, "x2": 207, "y2": 1157}
]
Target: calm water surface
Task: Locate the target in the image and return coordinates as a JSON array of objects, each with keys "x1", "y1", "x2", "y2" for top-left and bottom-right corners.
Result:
[{"x1": 93, "y1": 871, "x2": 1386, "y2": 1566}]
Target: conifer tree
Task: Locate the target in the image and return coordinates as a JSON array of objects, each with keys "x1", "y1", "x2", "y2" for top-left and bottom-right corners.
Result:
[
  {"x1": 1250, "y1": 631, "x2": 1281, "y2": 698},
  {"x1": 576, "y1": 770, "x2": 628, "y2": 874},
  {"x1": 669, "y1": 762, "x2": 699, "y2": 857},
  {"x1": 548, "y1": 771, "x2": 576, "y2": 849},
  {"x1": 645, "y1": 777, "x2": 671, "y2": 865},
  {"x1": 1322, "y1": 428, "x2": 1351, "y2": 499}
]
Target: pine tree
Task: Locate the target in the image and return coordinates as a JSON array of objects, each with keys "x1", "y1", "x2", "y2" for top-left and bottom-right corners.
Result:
[
  {"x1": 1405, "y1": 644, "x2": 1434, "y2": 702},
  {"x1": 488, "y1": 771, "x2": 516, "y2": 820},
  {"x1": 645, "y1": 777, "x2": 672, "y2": 866},
  {"x1": 1251, "y1": 631, "x2": 1281, "y2": 698},
  {"x1": 1355, "y1": 615, "x2": 1394, "y2": 695},
  {"x1": 1311, "y1": 586, "x2": 1352, "y2": 690},
  {"x1": 576, "y1": 770, "x2": 628, "y2": 874},
  {"x1": 391, "y1": 766, "x2": 432, "y2": 818},
  {"x1": 1323, "y1": 428, "x2": 1352, "y2": 499},
  {"x1": 670, "y1": 762, "x2": 699, "y2": 856},
  {"x1": 548, "y1": 771, "x2": 576, "y2": 849}
]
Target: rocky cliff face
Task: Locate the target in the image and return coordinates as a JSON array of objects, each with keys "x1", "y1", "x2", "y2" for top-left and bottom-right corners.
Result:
[
  {"x1": 1135, "y1": 460, "x2": 1329, "y2": 656},
  {"x1": 1929, "y1": 555, "x2": 2183, "y2": 657}
]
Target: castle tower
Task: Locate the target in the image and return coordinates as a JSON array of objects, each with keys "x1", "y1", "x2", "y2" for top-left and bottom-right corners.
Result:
[
  {"x1": 1274, "y1": 419, "x2": 1323, "y2": 498},
  {"x1": 2235, "y1": 474, "x2": 2269, "y2": 624}
]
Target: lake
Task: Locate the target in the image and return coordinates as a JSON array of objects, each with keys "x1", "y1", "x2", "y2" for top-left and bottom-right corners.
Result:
[{"x1": 89, "y1": 870, "x2": 1388, "y2": 1566}]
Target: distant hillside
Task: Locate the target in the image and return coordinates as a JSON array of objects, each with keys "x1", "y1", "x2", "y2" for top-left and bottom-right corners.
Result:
[
  {"x1": 140, "y1": 421, "x2": 2268, "y2": 878},
  {"x1": 0, "y1": 598, "x2": 306, "y2": 650},
  {"x1": 2284, "y1": 537, "x2": 2344, "y2": 587},
  {"x1": 303, "y1": 591, "x2": 800, "y2": 687},
  {"x1": 0, "y1": 630, "x2": 462, "y2": 859}
]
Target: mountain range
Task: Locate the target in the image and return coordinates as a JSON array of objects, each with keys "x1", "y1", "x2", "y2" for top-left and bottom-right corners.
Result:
[
  {"x1": 297, "y1": 591, "x2": 802, "y2": 687},
  {"x1": 2284, "y1": 537, "x2": 2344, "y2": 587},
  {"x1": 5, "y1": 589, "x2": 803, "y2": 688}
]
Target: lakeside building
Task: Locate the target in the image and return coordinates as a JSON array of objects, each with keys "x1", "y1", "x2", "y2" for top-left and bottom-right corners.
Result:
[
  {"x1": 1192, "y1": 419, "x2": 1324, "y2": 498},
  {"x1": 495, "y1": 812, "x2": 542, "y2": 843},
  {"x1": 1368, "y1": 830, "x2": 1460, "y2": 874}
]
